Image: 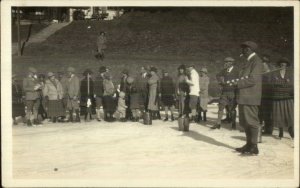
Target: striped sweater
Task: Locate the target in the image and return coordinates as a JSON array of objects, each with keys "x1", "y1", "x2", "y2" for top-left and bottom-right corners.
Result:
[{"x1": 271, "y1": 71, "x2": 293, "y2": 100}]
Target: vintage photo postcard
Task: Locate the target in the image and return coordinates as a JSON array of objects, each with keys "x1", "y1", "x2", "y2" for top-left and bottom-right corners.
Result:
[{"x1": 1, "y1": 0, "x2": 299, "y2": 187}]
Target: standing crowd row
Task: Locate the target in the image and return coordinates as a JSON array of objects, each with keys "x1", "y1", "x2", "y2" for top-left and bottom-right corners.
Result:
[
  {"x1": 12, "y1": 63, "x2": 210, "y2": 125},
  {"x1": 12, "y1": 41, "x2": 294, "y2": 154}
]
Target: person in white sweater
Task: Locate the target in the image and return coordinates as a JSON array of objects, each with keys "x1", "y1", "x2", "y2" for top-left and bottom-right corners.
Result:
[{"x1": 185, "y1": 64, "x2": 200, "y2": 122}]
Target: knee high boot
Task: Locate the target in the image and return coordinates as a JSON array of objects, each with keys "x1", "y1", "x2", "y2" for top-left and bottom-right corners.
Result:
[
  {"x1": 279, "y1": 127, "x2": 284, "y2": 139},
  {"x1": 198, "y1": 112, "x2": 202, "y2": 122},
  {"x1": 250, "y1": 127, "x2": 259, "y2": 154}
]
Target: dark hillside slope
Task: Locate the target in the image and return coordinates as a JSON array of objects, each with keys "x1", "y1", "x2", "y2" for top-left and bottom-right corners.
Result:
[{"x1": 23, "y1": 7, "x2": 293, "y2": 61}]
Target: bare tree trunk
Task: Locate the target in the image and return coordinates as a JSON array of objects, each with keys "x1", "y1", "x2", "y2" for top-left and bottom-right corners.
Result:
[{"x1": 17, "y1": 7, "x2": 22, "y2": 56}]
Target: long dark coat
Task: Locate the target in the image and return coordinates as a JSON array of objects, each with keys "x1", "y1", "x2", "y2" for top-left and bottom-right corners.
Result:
[
  {"x1": 12, "y1": 80, "x2": 25, "y2": 118},
  {"x1": 160, "y1": 75, "x2": 175, "y2": 106},
  {"x1": 129, "y1": 82, "x2": 141, "y2": 109}
]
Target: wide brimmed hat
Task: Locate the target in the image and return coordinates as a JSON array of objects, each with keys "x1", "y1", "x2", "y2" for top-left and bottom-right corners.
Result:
[
  {"x1": 150, "y1": 66, "x2": 157, "y2": 73},
  {"x1": 186, "y1": 64, "x2": 195, "y2": 68},
  {"x1": 200, "y1": 68, "x2": 208, "y2": 73},
  {"x1": 57, "y1": 67, "x2": 66, "y2": 74},
  {"x1": 241, "y1": 41, "x2": 258, "y2": 51},
  {"x1": 122, "y1": 69, "x2": 129, "y2": 75},
  {"x1": 67, "y1": 67, "x2": 75, "y2": 73},
  {"x1": 277, "y1": 57, "x2": 291, "y2": 66},
  {"x1": 47, "y1": 72, "x2": 55, "y2": 78},
  {"x1": 178, "y1": 64, "x2": 186, "y2": 70},
  {"x1": 99, "y1": 66, "x2": 107, "y2": 73},
  {"x1": 28, "y1": 67, "x2": 37, "y2": 74},
  {"x1": 83, "y1": 69, "x2": 93, "y2": 76},
  {"x1": 224, "y1": 57, "x2": 235, "y2": 62}
]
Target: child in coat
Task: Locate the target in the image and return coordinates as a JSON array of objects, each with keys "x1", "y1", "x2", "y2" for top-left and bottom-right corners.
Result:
[{"x1": 117, "y1": 91, "x2": 127, "y2": 122}]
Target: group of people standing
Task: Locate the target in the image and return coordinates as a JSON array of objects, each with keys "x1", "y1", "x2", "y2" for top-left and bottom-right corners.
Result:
[
  {"x1": 12, "y1": 40, "x2": 294, "y2": 155},
  {"x1": 211, "y1": 41, "x2": 294, "y2": 154},
  {"x1": 12, "y1": 63, "x2": 210, "y2": 126}
]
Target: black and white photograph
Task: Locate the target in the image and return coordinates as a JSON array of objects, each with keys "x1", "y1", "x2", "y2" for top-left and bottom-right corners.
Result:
[{"x1": 1, "y1": 0, "x2": 299, "y2": 187}]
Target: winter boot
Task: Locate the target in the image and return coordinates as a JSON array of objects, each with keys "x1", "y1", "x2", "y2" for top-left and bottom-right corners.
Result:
[{"x1": 203, "y1": 111, "x2": 207, "y2": 122}]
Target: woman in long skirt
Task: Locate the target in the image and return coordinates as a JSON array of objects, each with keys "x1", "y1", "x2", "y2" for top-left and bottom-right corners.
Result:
[
  {"x1": 199, "y1": 67, "x2": 210, "y2": 122},
  {"x1": 43, "y1": 72, "x2": 65, "y2": 123},
  {"x1": 271, "y1": 57, "x2": 294, "y2": 144},
  {"x1": 12, "y1": 74, "x2": 25, "y2": 125},
  {"x1": 176, "y1": 65, "x2": 190, "y2": 117}
]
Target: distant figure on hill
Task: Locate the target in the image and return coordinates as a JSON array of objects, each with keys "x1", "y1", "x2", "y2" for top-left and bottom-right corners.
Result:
[{"x1": 96, "y1": 31, "x2": 107, "y2": 61}]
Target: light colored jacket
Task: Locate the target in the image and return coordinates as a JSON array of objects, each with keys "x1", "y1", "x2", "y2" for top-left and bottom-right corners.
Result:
[
  {"x1": 103, "y1": 79, "x2": 115, "y2": 96},
  {"x1": 186, "y1": 68, "x2": 200, "y2": 96},
  {"x1": 43, "y1": 79, "x2": 64, "y2": 100}
]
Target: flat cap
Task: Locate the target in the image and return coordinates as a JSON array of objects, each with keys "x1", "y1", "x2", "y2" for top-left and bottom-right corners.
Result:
[
  {"x1": 200, "y1": 67, "x2": 208, "y2": 73},
  {"x1": 224, "y1": 57, "x2": 235, "y2": 62},
  {"x1": 28, "y1": 67, "x2": 37, "y2": 73},
  {"x1": 177, "y1": 64, "x2": 186, "y2": 70},
  {"x1": 241, "y1": 41, "x2": 258, "y2": 51},
  {"x1": 67, "y1": 67, "x2": 75, "y2": 73},
  {"x1": 47, "y1": 72, "x2": 55, "y2": 77}
]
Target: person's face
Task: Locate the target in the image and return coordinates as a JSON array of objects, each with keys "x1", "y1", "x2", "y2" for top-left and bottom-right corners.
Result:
[
  {"x1": 141, "y1": 67, "x2": 146, "y2": 74},
  {"x1": 150, "y1": 71, "x2": 155, "y2": 75},
  {"x1": 50, "y1": 76, "x2": 55, "y2": 81},
  {"x1": 163, "y1": 72, "x2": 168, "y2": 77},
  {"x1": 67, "y1": 71, "x2": 72, "y2": 77},
  {"x1": 280, "y1": 62, "x2": 287, "y2": 68},
  {"x1": 241, "y1": 46, "x2": 251, "y2": 57},
  {"x1": 179, "y1": 69, "x2": 184, "y2": 74},
  {"x1": 224, "y1": 62, "x2": 232, "y2": 69}
]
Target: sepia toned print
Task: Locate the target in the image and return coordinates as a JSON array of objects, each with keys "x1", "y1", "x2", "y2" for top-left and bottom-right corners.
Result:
[{"x1": 2, "y1": 1, "x2": 299, "y2": 187}]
